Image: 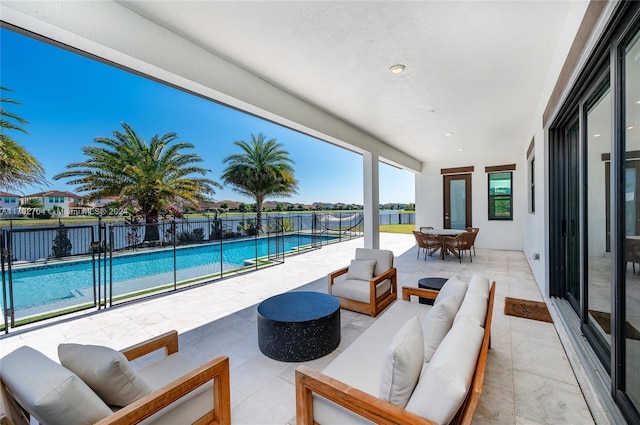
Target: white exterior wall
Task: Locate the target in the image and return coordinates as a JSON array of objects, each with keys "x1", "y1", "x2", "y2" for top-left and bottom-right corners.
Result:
[
  {"x1": 0, "y1": 197, "x2": 19, "y2": 212},
  {"x1": 523, "y1": 1, "x2": 610, "y2": 294},
  {"x1": 415, "y1": 153, "x2": 524, "y2": 251}
]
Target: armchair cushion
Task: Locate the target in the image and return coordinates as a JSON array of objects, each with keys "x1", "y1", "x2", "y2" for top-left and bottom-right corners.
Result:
[
  {"x1": 422, "y1": 295, "x2": 458, "y2": 362},
  {"x1": 331, "y1": 278, "x2": 391, "y2": 303},
  {"x1": 354, "y1": 248, "x2": 393, "y2": 276},
  {"x1": 0, "y1": 346, "x2": 111, "y2": 425},
  {"x1": 379, "y1": 316, "x2": 424, "y2": 408},
  {"x1": 345, "y1": 259, "x2": 377, "y2": 281},
  {"x1": 136, "y1": 352, "x2": 214, "y2": 425},
  {"x1": 58, "y1": 343, "x2": 152, "y2": 407}
]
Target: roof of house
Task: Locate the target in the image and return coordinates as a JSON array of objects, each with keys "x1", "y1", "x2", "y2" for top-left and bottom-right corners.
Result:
[
  {"x1": 0, "y1": 191, "x2": 21, "y2": 197},
  {"x1": 24, "y1": 190, "x2": 80, "y2": 198}
]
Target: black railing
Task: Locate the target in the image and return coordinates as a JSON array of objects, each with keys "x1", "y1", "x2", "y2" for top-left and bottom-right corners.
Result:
[{"x1": 0, "y1": 212, "x2": 370, "y2": 332}]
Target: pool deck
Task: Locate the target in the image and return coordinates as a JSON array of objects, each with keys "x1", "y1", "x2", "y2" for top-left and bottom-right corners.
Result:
[{"x1": 0, "y1": 233, "x2": 596, "y2": 424}]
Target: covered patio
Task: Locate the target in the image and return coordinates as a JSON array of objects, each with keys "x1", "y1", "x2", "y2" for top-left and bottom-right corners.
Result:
[{"x1": 0, "y1": 233, "x2": 594, "y2": 424}]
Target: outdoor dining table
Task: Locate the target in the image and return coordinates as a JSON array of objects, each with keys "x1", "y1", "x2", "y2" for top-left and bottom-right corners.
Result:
[{"x1": 421, "y1": 228, "x2": 466, "y2": 260}]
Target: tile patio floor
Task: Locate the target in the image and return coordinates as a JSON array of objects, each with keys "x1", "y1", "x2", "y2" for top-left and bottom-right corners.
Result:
[{"x1": 0, "y1": 233, "x2": 596, "y2": 424}]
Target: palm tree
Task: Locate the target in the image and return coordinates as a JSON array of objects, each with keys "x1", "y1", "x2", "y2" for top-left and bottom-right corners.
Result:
[
  {"x1": 222, "y1": 133, "x2": 298, "y2": 233},
  {"x1": 0, "y1": 86, "x2": 47, "y2": 191},
  {"x1": 54, "y1": 122, "x2": 221, "y2": 242}
]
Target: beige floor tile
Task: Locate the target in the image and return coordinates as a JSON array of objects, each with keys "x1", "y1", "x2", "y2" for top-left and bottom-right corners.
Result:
[{"x1": 0, "y1": 233, "x2": 596, "y2": 425}]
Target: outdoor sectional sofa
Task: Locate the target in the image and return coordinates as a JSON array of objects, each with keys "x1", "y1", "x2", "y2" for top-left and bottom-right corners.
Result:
[
  {"x1": 296, "y1": 274, "x2": 495, "y2": 425},
  {"x1": 0, "y1": 330, "x2": 230, "y2": 425}
]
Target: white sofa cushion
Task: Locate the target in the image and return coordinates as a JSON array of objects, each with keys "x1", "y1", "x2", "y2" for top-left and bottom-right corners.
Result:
[
  {"x1": 422, "y1": 295, "x2": 458, "y2": 362},
  {"x1": 405, "y1": 317, "x2": 485, "y2": 425},
  {"x1": 314, "y1": 299, "x2": 429, "y2": 424},
  {"x1": 345, "y1": 259, "x2": 377, "y2": 281},
  {"x1": 468, "y1": 275, "x2": 490, "y2": 298},
  {"x1": 58, "y1": 343, "x2": 152, "y2": 407},
  {"x1": 0, "y1": 346, "x2": 111, "y2": 425},
  {"x1": 434, "y1": 276, "x2": 467, "y2": 310},
  {"x1": 379, "y1": 316, "x2": 424, "y2": 408},
  {"x1": 331, "y1": 278, "x2": 391, "y2": 303},
  {"x1": 454, "y1": 292, "x2": 488, "y2": 327},
  {"x1": 137, "y1": 353, "x2": 214, "y2": 425}
]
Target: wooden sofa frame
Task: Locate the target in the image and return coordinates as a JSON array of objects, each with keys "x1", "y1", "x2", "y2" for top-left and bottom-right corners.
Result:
[
  {"x1": 328, "y1": 265, "x2": 398, "y2": 317},
  {"x1": 296, "y1": 282, "x2": 495, "y2": 425},
  {"x1": 0, "y1": 330, "x2": 231, "y2": 425}
]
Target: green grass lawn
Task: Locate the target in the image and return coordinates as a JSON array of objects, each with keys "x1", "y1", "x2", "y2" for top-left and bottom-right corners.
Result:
[{"x1": 379, "y1": 224, "x2": 414, "y2": 234}]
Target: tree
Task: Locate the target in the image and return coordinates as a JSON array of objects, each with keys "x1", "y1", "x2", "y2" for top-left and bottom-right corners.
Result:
[
  {"x1": 54, "y1": 122, "x2": 221, "y2": 241},
  {"x1": 222, "y1": 133, "x2": 298, "y2": 232},
  {"x1": 21, "y1": 198, "x2": 43, "y2": 209},
  {"x1": 52, "y1": 225, "x2": 72, "y2": 258},
  {"x1": 0, "y1": 86, "x2": 47, "y2": 191}
]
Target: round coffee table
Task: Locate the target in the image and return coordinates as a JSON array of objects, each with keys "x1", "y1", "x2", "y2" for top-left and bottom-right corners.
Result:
[
  {"x1": 418, "y1": 277, "x2": 448, "y2": 305},
  {"x1": 257, "y1": 291, "x2": 341, "y2": 362}
]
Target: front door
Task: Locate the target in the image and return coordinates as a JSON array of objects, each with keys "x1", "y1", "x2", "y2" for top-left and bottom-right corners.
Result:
[{"x1": 443, "y1": 174, "x2": 472, "y2": 229}]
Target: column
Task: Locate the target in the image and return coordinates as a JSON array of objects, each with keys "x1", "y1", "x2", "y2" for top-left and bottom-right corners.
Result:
[{"x1": 363, "y1": 151, "x2": 379, "y2": 249}]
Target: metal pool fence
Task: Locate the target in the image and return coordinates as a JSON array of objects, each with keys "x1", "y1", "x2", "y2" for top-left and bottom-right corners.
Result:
[{"x1": 0, "y1": 212, "x2": 366, "y2": 332}]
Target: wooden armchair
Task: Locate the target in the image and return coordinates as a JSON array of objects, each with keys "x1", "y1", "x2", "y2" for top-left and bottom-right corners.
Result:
[
  {"x1": 328, "y1": 248, "x2": 397, "y2": 316},
  {"x1": 0, "y1": 331, "x2": 231, "y2": 425}
]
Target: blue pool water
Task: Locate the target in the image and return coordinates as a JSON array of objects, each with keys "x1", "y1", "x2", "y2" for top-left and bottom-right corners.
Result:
[{"x1": 5, "y1": 234, "x2": 334, "y2": 317}]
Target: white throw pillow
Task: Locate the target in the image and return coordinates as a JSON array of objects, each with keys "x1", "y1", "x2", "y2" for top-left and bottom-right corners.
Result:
[
  {"x1": 434, "y1": 276, "x2": 467, "y2": 310},
  {"x1": 59, "y1": 343, "x2": 152, "y2": 407},
  {"x1": 379, "y1": 316, "x2": 424, "y2": 408},
  {"x1": 454, "y1": 291, "x2": 488, "y2": 326},
  {"x1": 422, "y1": 295, "x2": 458, "y2": 362},
  {"x1": 345, "y1": 259, "x2": 377, "y2": 281},
  {"x1": 468, "y1": 275, "x2": 490, "y2": 299},
  {"x1": 1, "y1": 346, "x2": 111, "y2": 425}
]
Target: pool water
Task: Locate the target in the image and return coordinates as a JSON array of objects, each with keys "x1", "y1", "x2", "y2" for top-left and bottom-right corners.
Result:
[{"x1": 5, "y1": 234, "x2": 333, "y2": 317}]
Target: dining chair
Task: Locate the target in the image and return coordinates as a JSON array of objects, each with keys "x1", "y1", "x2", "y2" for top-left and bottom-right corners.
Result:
[
  {"x1": 466, "y1": 227, "x2": 480, "y2": 256},
  {"x1": 412, "y1": 230, "x2": 440, "y2": 259},
  {"x1": 444, "y1": 231, "x2": 474, "y2": 263}
]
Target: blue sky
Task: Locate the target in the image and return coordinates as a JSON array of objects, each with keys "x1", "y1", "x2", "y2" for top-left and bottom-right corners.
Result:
[{"x1": 0, "y1": 28, "x2": 414, "y2": 205}]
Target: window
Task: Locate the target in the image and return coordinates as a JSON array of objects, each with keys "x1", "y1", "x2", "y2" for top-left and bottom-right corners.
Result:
[
  {"x1": 10, "y1": 198, "x2": 16, "y2": 203},
  {"x1": 488, "y1": 172, "x2": 513, "y2": 220},
  {"x1": 3, "y1": 198, "x2": 9, "y2": 203},
  {"x1": 530, "y1": 157, "x2": 535, "y2": 213}
]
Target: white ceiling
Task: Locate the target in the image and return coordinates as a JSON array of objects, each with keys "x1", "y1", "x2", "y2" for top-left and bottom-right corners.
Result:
[{"x1": 118, "y1": 1, "x2": 573, "y2": 165}]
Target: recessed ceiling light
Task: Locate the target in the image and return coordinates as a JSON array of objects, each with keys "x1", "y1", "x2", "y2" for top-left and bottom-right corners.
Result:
[
  {"x1": 389, "y1": 64, "x2": 405, "y2": 74},
  {"x1": 594, "y1": 134, "x2": 601, "y2": 137},
  {"x1": 457, "y1": 148, "x2": 464, "y2": 152},
  {"x1": 445, "y1": 132, "x2": 453, "y2": 136},
  {"x1": 628, "y1": 125, "x2": 637, "y2": 130},
  {"x1": 636, "y1": 100, "x2": 640, "y2": 104}
]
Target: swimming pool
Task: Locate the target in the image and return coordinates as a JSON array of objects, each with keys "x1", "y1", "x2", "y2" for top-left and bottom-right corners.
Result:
[{"x1": 4, "y1": 234, "x2": 334, "y2": 318}]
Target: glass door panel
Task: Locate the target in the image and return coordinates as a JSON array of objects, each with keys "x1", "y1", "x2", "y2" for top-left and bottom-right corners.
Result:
[
  {"x1": 625, "y1": 28, "x2": 640, "y2": 410},
  {"x1": 450, "y1": 180, "x2": 466, "y2": 229},
  {"x1": 586, "y1": 83, "x2": 612, "y2": 352}
]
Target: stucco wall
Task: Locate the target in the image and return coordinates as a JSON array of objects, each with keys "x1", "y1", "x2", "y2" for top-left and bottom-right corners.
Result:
[{"x1": 415, "y1": 152, "x2": 524, "y2": 251}]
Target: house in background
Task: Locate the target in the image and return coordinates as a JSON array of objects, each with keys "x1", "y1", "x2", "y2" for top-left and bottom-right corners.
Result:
[
  {"x1": 21, "y1": 190, "x2": 82, "y2": 216},
  {"x1": 0, "y1": 191, "x2": 20, "y2": 216}
]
